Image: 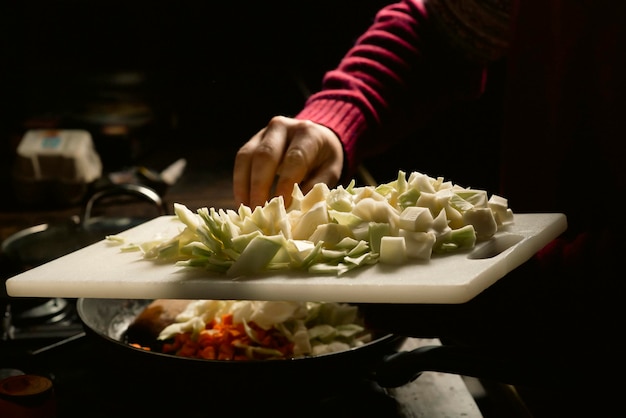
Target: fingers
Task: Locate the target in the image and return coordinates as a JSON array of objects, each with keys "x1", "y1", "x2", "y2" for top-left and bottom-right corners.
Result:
[
  {"x1": 233, "y1": 130, "x2": 262, "y2": 207},
  {"x1": 274, "y1": 122, "x2": 344, "y2": 203},
  {"x1": 232, "y1": 117, "x2": 295, "y2": 207},
  {"x1": 297, "y1": 124, "x2": 344, "y2": 192},
  {"x1": 233, "y1": 116, "x2": 344, "y2": 209},
  {"x1": 233, "y1": 136, "x2": 254, "y2": 206},
  {"x1": 272, "y1": 125, "x2": 317, "y2": 203},
  {"x1": 233, "y1": 118, "x2": 290, "y2": 207}
]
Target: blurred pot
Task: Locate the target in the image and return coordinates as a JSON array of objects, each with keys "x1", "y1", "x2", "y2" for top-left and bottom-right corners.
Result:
[{"x1": 1, "y1": 184, "x2": 164, "y2": 299}]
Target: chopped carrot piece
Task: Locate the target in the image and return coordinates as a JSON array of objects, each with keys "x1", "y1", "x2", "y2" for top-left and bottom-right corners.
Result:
[
  {"x1": 199, "y1": 345, "x2": 216, "y2": 360},
  {"x1": 129, "y1": 343, "x2": 151, "y2": 351},
  {"x1": 221, "y1": 313, "x2": 234, "y2": 326},
  {"x1": 218, "y1": 344, "x2": 234, "y2": 360},
  {"x1": 156, "y1": 314, "x2": 295, "y2": 360},
  {"x1": 177, "y1": 340, "x2": 198, "y2": 357}
]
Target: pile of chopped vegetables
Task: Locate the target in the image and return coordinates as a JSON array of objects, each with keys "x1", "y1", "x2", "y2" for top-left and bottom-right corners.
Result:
[
  {"x1": 130, "y1": 300, "x2": 372, "y2": 360},
  {"x1": 111, "y1": 170, "x2": 513, "y2": 277}
]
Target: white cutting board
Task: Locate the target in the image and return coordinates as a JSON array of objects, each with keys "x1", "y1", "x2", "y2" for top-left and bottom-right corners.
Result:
[{"x1": 5, "y1": 213, "x2": 566, "y2": 303}]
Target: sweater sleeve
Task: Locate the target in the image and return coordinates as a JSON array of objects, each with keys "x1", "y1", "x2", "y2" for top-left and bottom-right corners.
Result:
[{"x1": 295, "y1": 0, "x2": 511, "y2": 180}]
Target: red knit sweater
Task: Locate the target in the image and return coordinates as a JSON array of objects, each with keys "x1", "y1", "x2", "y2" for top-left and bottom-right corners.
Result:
[
  {"x1": 295, "y1": 0, "x2": 626, "y2": 295},
  {"x1": 296, "y1": 0, "x2": 504, "y2": 180}
]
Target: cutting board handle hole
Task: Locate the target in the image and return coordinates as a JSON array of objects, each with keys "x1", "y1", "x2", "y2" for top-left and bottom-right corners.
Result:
[{"x1": 467, "y1": 234, "x2": 524, "y2": 259}]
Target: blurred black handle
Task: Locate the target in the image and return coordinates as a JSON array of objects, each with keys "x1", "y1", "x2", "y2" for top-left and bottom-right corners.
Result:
[{"x1": 82, "y1": 183, "x2": 165, "y2": 225}]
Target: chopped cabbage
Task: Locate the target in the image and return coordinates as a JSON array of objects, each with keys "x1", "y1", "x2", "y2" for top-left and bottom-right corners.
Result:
[
  {"x1": 158, "y1": 300, "x2": 369, "y2": 358},
  {"x1": 111, "y1": 170, "x2": 513, "y2": 277}
]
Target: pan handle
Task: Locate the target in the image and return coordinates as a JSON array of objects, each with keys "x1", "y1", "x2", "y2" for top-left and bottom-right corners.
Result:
[
  {"x1": 81, "y1": 183, "x2": 166, "y2": 226},
  {"x1": 374, "y1": 344, "x2": 566, "y2": 388}
]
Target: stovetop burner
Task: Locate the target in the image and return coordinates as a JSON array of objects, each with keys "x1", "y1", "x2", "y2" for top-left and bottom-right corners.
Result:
[{"x1": 2, "y1": 298, "x2": 83, "y2": 341}]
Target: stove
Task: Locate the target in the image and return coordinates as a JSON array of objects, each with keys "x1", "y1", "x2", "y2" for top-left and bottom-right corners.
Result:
[
  {"x1": 0, "y1": 295, "x2": 492, "y2": 418},
  {"x1": 0, "y1": 297, "x2": 410, "y2": 418},
  {"x1": 2, "y1": 298, "x2": 83, "y2": 342}
]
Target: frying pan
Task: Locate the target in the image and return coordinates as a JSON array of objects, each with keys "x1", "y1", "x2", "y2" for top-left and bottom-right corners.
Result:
[
  {"x1": 76, "y1": 298, "x2": 410, "y2": 396},
  {"x1": 77, "y1": 297, "x2": 580, "y2": 392},
  {"x1": 1, "y1": 184, "x2": 164, "y2": 308},
  {"x1": 1, "y1": 184, "x2": 164, "y2": 274}
]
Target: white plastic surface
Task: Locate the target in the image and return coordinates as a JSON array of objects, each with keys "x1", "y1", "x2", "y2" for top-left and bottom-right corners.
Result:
[{"x1": 5, "y1": 213, "x2": 566, "y2": 303}]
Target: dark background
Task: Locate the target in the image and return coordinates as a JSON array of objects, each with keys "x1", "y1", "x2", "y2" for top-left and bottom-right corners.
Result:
[
  {"x1": 0, "y1": 0, "x2": 504, "y2": 202},
  {"x1": 0, "y1": 1, "x2": 390, "y2": 165}
]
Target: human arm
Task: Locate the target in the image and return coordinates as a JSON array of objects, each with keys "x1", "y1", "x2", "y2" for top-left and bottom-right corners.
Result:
[
  {"x1": 233, "y1": 0, "x2": 510, "y2": 207},
  {"x1": 297, "y1": 0, "x2": 511, "y2": 178}
]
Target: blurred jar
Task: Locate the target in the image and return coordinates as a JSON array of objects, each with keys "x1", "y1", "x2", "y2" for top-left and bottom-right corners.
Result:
[
  {"x1": 0, "y1": 374, "x2": 57, "y2": 418},
  {"x1": 11, "y1": 129, "x2": 102, "y2": 208}
]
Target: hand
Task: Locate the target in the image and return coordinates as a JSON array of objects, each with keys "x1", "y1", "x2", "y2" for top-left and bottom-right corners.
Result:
[{"x1": 233, "y1": 116, "x2": 344, "y2": 208}]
